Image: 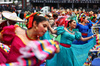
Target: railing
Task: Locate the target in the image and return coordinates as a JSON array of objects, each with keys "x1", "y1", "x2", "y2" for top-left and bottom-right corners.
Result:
[{"x1": 32, "y1": 0, "x2": 100, "y2": 3}]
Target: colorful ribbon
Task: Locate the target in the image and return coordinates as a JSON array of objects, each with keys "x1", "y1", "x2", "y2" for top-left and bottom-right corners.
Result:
[
  {"x1": 26, "y1": 12, "x2": 39, "y2": 29},
  {"x1": 0, "y1": 43, "x2": 10, "y2": 53},
  {"x1": 0, "y1": 40, "x2": 59, "y2": 66},
  {"x1": 84, "y1": 34, "x2": 100, "y2": 65},
  {"x1": 79, "y1": 13, "x2": 86, "y2": 22}
]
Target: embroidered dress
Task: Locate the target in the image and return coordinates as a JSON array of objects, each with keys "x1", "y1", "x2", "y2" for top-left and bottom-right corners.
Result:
[
  {"x1": 0, "y1": 40, "x2": 59, "y2": 66},
  {"x1": 1, "y1": 25, "x2": 59, "y2": 66},
  {"x1": 46, "y1": 26, "x2": 96, "y2": 66}
]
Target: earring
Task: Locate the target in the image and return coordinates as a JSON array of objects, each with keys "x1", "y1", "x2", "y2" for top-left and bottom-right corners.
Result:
[{"x1": 36, "y1": 35, "x2": 40, "y2": 40}]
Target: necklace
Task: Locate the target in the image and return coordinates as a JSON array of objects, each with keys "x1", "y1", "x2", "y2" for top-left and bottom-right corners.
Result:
[
  {"x1": 67, "y1": 28, "x2": 74, "y2": 33},
  {"x1": 25, "y1": 30, "x2": 36, "y2": 40}
]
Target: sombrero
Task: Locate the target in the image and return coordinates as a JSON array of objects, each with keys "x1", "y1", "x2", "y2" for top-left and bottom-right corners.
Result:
[{"x1": 2, "y1": 11, "x2": 25, "y2": 22}]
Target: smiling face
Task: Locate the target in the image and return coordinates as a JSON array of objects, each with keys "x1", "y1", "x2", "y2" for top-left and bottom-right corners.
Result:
[
  {"x1": 36, "y1": 21, "x2": 48, "y2": 37},
  {"x1": 69, "y1": 20, "x2": 76, "y2": 29}
]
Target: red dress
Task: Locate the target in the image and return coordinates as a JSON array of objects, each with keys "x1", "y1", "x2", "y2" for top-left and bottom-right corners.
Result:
[
  {"x1": 0, "y1": 47, "x2": 8, "y2": 63},
  {"x1": 1, "y1": 25, "x2": 26, "y2": 63},
  {"x1": 1, "y1": 25, "x2": 59, "y2": 66}
]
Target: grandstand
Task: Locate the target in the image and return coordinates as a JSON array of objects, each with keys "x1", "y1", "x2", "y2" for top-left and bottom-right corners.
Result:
[{"x1": 30, "y1": 0, "x2": 100, "y2": 9}]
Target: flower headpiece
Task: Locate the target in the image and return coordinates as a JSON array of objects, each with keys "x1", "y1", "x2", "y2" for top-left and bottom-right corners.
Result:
[
  {"x1": 79, "y1": 13, "x2": 86, "y2": 22},
  {"x1": 26, "y1": 12, "x2": 39, "y2": 29}
]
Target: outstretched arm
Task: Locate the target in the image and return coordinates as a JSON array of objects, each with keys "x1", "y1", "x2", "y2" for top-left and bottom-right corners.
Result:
[
  {"x1": 55, "y1": 47, "x2": 60, "y2": 53},
  {"x1": 80, "y1": 35, "x2": 96, "y2": 41},
  {"x1": 93, "y1": 19, "x2": 100, "y2": 26}
]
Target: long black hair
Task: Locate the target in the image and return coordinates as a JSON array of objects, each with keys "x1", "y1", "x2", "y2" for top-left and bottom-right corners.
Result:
[
  {"x1": 27, "y1": 15, "x2": 47, "y2": 29},
  {"x1": 67, "y1": 20, "x2": 74, "y2": 27},
  {"x1": 33, "y1": 15, "x2": 47, "y2": 25}
]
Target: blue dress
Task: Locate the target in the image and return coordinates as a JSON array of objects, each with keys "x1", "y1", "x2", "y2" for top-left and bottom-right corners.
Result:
[
  {"x1": 73, "y1": 23, "x2": 92, "y2": 44},
  {"x1": 40, "y1": 30, "x2": 51, "y2": 40},
  {"x1": 46, "y1": 26, "x2": 96, "y2": 66}
]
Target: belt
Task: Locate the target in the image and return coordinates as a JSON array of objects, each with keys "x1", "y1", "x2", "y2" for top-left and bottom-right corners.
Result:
[
  {"x1": 60, "y1": 43, "x2": 71, "y2": 48},
  {"x1": 82, "y1": 33, "x2": 87, "y2": 36}
]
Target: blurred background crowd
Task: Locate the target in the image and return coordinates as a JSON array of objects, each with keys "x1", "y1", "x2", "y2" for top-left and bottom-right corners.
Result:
[{"x1": 0, "y1": 0, "x2": 100, "y2": 66}]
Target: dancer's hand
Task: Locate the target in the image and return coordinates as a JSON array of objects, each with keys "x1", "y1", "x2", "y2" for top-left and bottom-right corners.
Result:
[
  {"x1": 92, "y1": 34, "x2": 96, "y2": 38},
  {"x1": 55, "y1": 47, "x2": 60, "y2": 53},
  {"x1": 46, "y1": 54, "x2": 54, "y2": 59}
]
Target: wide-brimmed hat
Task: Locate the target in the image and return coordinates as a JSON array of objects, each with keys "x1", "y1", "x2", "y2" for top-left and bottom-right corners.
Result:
[{"x1": 2, "y1": 11, "x2": 25, "y2": 22}]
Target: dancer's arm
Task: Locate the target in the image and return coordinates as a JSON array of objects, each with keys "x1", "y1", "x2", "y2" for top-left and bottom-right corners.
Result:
[
  {"x1": 55, "y1": 47, "x2": 60, "y2": 53},
  {"x1": 48, "y1": 23, "x2": 57, "y2": 34},
  {"x1": 93, "y1": 19, "x2": 100, "y2": 26},
  {"x1": 80, "y1": 34, "x2": 96, "y2": 41},
  {"x1": 47, "y1": 48, "x2": 60, "y2": 60}
]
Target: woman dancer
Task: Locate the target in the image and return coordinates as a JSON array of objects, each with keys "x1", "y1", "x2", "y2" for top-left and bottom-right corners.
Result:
[
  {"x1": 0, "y1": 13, "x2": 59, "y2": 65},
  {"x1": 73, "y1": 15, "x2": 92, "y2": 44},
  {"x1": 46, "y1": 20, "x2": 96, "y2": 66}
]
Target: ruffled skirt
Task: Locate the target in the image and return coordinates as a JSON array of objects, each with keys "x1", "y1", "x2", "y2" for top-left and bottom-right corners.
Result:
[{"x1": 46, "y1": 37, "x2": 96, "y2": 66}]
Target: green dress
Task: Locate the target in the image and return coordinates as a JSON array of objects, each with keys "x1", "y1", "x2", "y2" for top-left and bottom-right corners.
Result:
[{"x1": 46, "y1": 26, "x2": 96, "y2": 66}]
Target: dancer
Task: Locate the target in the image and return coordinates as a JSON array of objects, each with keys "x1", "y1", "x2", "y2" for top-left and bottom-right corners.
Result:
[
  {"x1": 46, "y1": 20, "x2": 96, "y2": 66},
  {"x1": 0, "y1": 12, "x2": 59, "y2": 65},
  {"x1": 73, "y1": 14, "x2": 92, "y2": 44}
]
